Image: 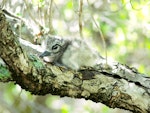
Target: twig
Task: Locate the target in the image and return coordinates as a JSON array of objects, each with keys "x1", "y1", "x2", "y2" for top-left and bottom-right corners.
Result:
[
  {"x1": 79, "y1": 0, "x2": 83, "y2": 38},
  {"x1": 24, "y1": 0, "x2": 42, "y2": 28},
  {"x1": 87, "y1": 0, "x2": 107, "y2": 64},
  {"x1": 19, "y1": 3, "x2": 25, "y2": 40},
  {"x1": 48, "y1": 0, "x2": 55, "y2": 34},
  {"x1": 38, "y1": 2, "x2": 44, "y2": 26},
  {"x1": 0, "y1": 0, "x2": 6, "y2": 8}
]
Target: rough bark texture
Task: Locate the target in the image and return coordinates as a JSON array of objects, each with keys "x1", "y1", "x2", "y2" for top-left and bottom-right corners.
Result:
[{"x1": 0, "y1": 10, "x2": 150, "y2": 113}]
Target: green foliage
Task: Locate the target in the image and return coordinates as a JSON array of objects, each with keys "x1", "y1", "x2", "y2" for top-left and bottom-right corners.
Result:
[
  {"x1": 32, "y1": 0, "x2": 45, "y2": 7},
  {"x1": 101, "y1": 106, "x2": 110, "y2": 113},
  {"x1": 61, "y1": 104, "x2": 70, "y2": 113}
]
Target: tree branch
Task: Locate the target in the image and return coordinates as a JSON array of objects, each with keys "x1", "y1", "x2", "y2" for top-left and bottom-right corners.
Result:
[{"x1": 0, "y1": 10, "x2": 150, "y2": 113}]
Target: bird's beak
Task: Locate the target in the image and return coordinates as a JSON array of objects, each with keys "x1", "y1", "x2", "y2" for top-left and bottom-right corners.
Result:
[{"x1": 39, "y1": 51, "x2": 51, "y2": 58}]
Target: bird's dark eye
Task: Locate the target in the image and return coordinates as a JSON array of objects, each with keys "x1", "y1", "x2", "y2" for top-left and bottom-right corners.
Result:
[
  {"x1": 52, "y1": 44, "x2": 61, "y2": 53},
  {"x1": 52, "y1": 44, "x2": 58, "y2": 50}
]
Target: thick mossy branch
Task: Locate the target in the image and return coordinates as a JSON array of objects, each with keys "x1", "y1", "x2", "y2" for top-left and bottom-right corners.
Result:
[{"x1": 0, "y1": 11, "x2": 150, "y2": 113}]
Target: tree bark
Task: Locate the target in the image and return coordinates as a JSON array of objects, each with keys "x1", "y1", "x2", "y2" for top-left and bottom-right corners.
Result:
[{"x1": 0, "y1": 10, "x2": 150, "y2": 113}]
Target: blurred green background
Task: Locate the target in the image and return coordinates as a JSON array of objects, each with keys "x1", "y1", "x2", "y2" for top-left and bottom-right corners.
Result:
[{"x1": 0, "y1": 0, "x2": 150, "y2": 113}]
